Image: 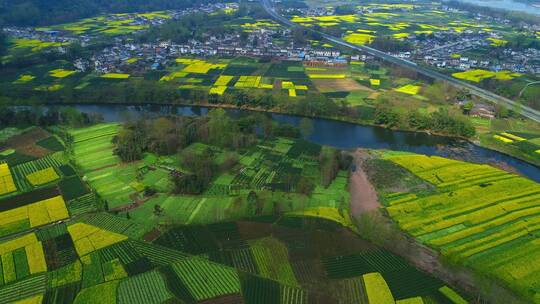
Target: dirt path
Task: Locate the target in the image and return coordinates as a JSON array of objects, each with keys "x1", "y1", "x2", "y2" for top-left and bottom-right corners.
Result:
[{"x1": 349, "y1": 149, "x2": 380, "y2": 218}]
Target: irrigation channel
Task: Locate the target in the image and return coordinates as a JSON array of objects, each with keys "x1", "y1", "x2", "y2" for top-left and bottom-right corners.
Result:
[{"x1": 72, "y1": 104, "x2": 540, "y2": 182}]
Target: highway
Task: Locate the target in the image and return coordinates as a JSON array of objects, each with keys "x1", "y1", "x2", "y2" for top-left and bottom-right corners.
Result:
[{"x1": 260, "y1": 0, "x2": 540, "y2": 123}]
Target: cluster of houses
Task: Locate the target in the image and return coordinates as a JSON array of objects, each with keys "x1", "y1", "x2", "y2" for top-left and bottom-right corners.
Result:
[
  {"x1": 286, "y1": 4, "x2": 540, "y2": 76},
  {"x1": 85, "y1": 26, "x2": 350, "y2": 74}
]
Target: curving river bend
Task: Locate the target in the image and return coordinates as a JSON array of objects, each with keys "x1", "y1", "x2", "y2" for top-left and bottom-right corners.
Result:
[{"x1": 73, "y1": 104, "x2": 540, "y2": 182}]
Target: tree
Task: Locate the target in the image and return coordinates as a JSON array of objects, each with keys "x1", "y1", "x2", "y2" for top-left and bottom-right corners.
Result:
[
  {"x1": 297, "y1": 177, "x2": 315, "y2": 195},
  {"x1": 207, "y1": 108, "x2": 235, "y2": 147},
  {"x1": 153, "y1": 204, "x2": 163, "y2": 216},
  {"x1": 113, "y1": 120, "x2": 148, "y2": 162},
  {"x1": 462, "y1": 101, "x2": 474, "y2": 115},
  {"x1": 299, "y1": 118, "x2": 314, "y2": 139},
  {"x1": 0, "y1": 33, "x2": 7, "y2": 59},
  {"x1": 334, "y1": 4, "x2": 356, "y2": 14},
  {"x1": 511, "y1": 101, "x2": 522, "y2": 118},
  {"x1": 172, "y1": 149, "x2": 217, "y2": 194},
  {"x1": 149, "y1": 117, "x2": 177, "y2": 155},
  {"x1": 374, "y1": 104, "x2": 400, "y2": 127},
  {"x1": 319, "y1": 148, "x2": 340, "y2": 187}
]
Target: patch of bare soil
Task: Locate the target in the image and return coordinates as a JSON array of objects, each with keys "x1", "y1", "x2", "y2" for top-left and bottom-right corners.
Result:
[
  {"x1": 142, "y1": 227, "x2": 161, "y2": 242},
  {"x1": 111, "y1": 192, "x2": 152, "y2": 212},
  {"x1": 312, "y1": 78, "x2": 373, "y2": 93},
  {"x1": 349, "y1": 149, "x2": 380, "y2": 218},
  {"x1": 6, "y1": 128, "x2": 51, "y2": 157},
  {"x1": 367, "y1": 91, "x2": 380, "y2": 99},
  {"x1": 237, "y1": 221, "x2": 274, "y2": 240}
]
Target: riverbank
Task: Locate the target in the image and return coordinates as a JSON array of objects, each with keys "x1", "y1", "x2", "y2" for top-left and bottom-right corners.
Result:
[{"x1": 49, "y1": 101, "x2": 540, "y2": 175}]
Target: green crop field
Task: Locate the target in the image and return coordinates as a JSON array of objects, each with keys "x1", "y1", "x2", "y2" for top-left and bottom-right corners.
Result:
[{"x1": 117, "y1": 270, "x2": 173, "y2": 304}]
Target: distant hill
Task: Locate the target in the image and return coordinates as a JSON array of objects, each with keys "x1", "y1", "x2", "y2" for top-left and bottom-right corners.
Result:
[{"x1": 0, "y1": 0, "x2": 222, "y2": 26}]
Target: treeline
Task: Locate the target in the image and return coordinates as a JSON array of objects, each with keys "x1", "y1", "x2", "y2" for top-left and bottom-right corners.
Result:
[
  {"x1": 0, "y1": 78, "x2": 343, "y2": 120},
  {"x1": 0, "y1": 78, "x2": 478, "y2": 138},
  {"x1": 137, "y1": 12, "x2": 235, "y2": 44},
  {"x1": 138, "y1": 3, "x2": 269, "y2": 44},
  {"x1": 0, "y1": 105, "x2": 103, "y2": 128},
  {"x1": 374, "y1": 103, "x2": 476, "y2": 137},
  {"x1": 371, "y1": 36, "x2": 413, "y2": 53},
  {"x1": 0, "y1": 0, "x2": 224, "y2": 26}
]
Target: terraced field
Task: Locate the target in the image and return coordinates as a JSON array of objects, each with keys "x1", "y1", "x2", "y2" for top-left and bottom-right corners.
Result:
[
  {"x1": 69, "y1": 123, "x2": 139, "y2": 208},
  {"x1": 382, "y1": 153, "x2": 540, "y2": 301}
]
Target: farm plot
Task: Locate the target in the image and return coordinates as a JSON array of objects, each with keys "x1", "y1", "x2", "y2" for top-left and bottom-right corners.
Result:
[
  {"x1": 0, "y1": 163, "x2": 16, "y2": 196},
  {"x1": 452, "y1": 69, "x2": 521, "y2": 83},
  {"x1": 67, "y1": 223, "x2": 128, "y2": 257},
  {"x1": 249, "y1": 237, "x2": 298, "y2": 286},
  {"x1": 117, "y1": 270, "x2": 173, "y2": 304},
  {"x1": 11, "y1": 154, "x2": 64, "y2": 192},
  {"x1": 0, "y1": 273, "x2": 46, "y2": 303},
  {"x1": 0, "y1": 233, "x2": 47, "y2": 285},
  {"x1": 58, "y1": 176, "x2": 90, "y2": 201},
  {"x1": 70, "y1": 123, "x2": 120, "y2": 171},
  {"x1": 171, "y1": 257, "x2": 241, "y2": 301},
  {"x1": 46, "y1": 259, "x2": 82, "y2": 288},
  {"x1": 0, "y1": 195, "x2": 69, "y2": 237},
  {"x1": 83, "y1": 212, "x2": 146, "y2": 239},
  {"x1": 26, "y1": 167, "x2": 59, "y2": 186},
  {"x1": 363, "y1": 272, "x2": 395, "y2": 303},
  {"x1": 383, "y1": 153, "x2": 540, "y2": 301},
  {"x1": 312, "y1": 78, "x2": 372, "y2": 93},
  {"x1": 240, "y1": 273, "x2": 281, "y2": 304},
  {"x1": 74, "y1": 280, "x2": 120, "y2": 304},
  {"x1": 67, "y1": 194, "x2": 97, "y2": 215},
  {"x1": 70, "y1": 124, "x2": 139, "y2": 208}
]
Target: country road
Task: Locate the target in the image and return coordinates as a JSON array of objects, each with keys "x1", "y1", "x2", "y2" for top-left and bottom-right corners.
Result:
[{"x1": 260, "y1": 0, "x2": 540, "y2": 123}]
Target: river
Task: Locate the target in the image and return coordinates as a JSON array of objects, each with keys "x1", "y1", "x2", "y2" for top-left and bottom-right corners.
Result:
[
  {"x1": 74, "y1": 104, "x2": 540, "y2": 182},
  {"x1": 451, "y1": 0, "x2": 540, "y2": 15}
]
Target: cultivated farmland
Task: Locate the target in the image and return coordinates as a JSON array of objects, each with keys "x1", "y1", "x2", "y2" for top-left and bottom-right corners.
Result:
[
  {"x1": 381, "y1": 153, "x2": 540, "y2": 302},
  {"x1": 0, "y1": 120, "x2": 470, "y2": 304}
]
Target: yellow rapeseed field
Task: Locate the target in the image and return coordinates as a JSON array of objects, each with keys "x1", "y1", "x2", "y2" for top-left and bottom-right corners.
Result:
[
  {"x1": 26, "y1": 241, "x2": 47, "y2": 273},
  {"x1": 13, "y1": 295, "x2": 44, "y2": 304},
  {"x1": 0, "y1": 163, "x2": 17, "y2": 195},
  {"x1": 308, "y1": 74, "x2": 346, "y2": 79},
  {"x1": 101, "y1": 73, "x2": 130, "y2": 79},
  {"x1": 363, "y1": 273, "x2": 395, "y2": 304},
  {"x1": 235, "y1": 76, "x2": 262, "y2": 88},
  {"x1": 394, "y1": 84, "x2": 421, "y2": 95},
  {"x1": 493, "y1": 134, "x2": 513, "y2": 143},
  {"x1": 214, "y1": 75, "x2": 234, "y2": 86},
  {"x1": 209, "y1": 86, "x2": 228, "y2": 95},
  {"x1": 26, "y1": 167, "x2": 60, "y2": 186},
  {"x1": 370, "y1": 79, "x2": 381, "y2": 86},
  {"x1": 68, "y1": 223, "x2": 127, "y2": 256},
  {"x1": 343, "y1": 33, "x2": 375, "y2": 45},
  {"x1": 0, "y1": 195, "x2": 68, "y2": 230},
  {"x1": 49, "y1": 69, "x2": 77, "y2": 78},
  {"x1": 0, "y1": 233, "x2": 38, "y2": 254},
  {"x1": 13, "y1": 75, "x2": 36, "y2": 84}
]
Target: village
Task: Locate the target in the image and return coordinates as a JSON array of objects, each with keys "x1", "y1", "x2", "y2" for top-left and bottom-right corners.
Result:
[
  {"x1": 287, "y1": 3, "x2": 540, "y2": 75},
  {"x1": 1, "y1": 1, "x2": 538, "y2": 80}
]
